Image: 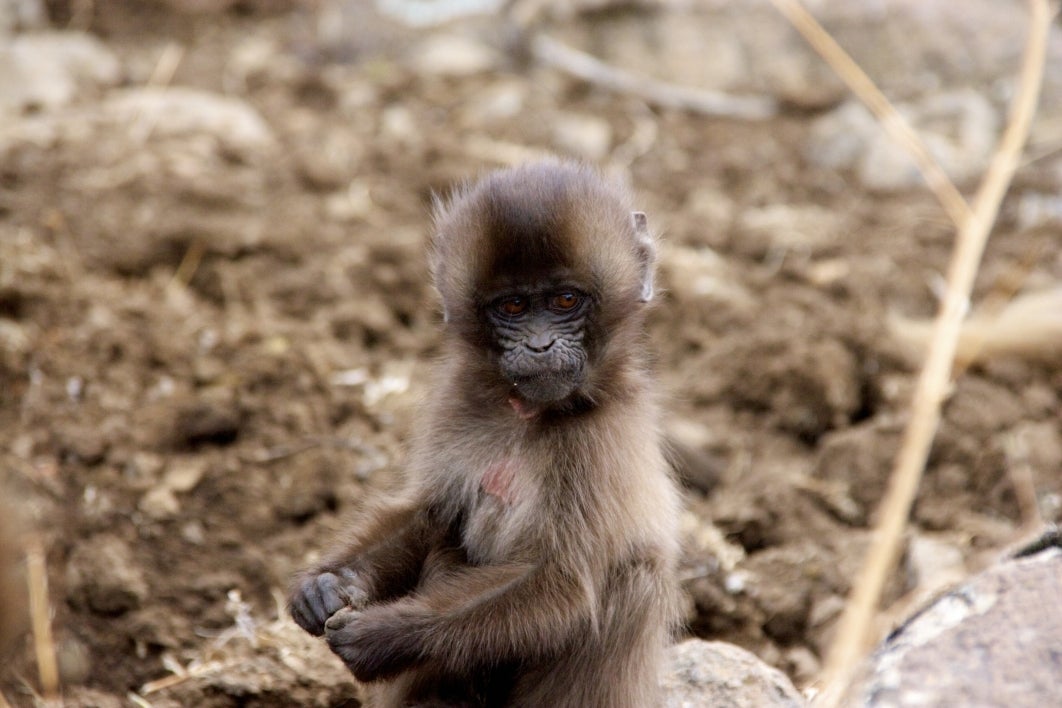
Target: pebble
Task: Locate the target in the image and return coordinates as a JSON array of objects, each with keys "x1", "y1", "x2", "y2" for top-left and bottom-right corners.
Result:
[
  {"x1": 0, "y1": 0, "x2": 45, "y2": 34},
  {"x1": 407, "y1": 33, "x2": 497, "y2": 77},
  {"x1": 66, "y1": 535, "x2": 148, "y2": 615},
  {"x1": 139, "y1": 486, "x2": 181, "y2": 520},
  {"x1": 662, "y1": 638, "x2": 805, "y2": 707},
  {"x1": 0, "y1": 31, "x2": 121, "y2": 115},
  {"x1": 550, "y1": 112, "x2": 613, "y2": 161},
  {"x1": 100, "y1": 87, "x2": 277, "y2": 156}
]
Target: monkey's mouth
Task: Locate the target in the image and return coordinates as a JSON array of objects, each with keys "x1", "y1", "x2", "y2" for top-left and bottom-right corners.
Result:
[{"x1": 508, "y1": 370, "x2": 582, "y2": 407}]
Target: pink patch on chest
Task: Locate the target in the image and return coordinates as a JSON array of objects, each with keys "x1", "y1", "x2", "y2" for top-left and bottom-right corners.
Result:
[{"x1": 480, "y1": 459, "x2": 517, "y2": 505}]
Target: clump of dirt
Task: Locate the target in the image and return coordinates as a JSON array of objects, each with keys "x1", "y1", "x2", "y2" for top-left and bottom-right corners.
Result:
[{"x1": 1, "y1": 2, "x2": 1060, "y2": 705}]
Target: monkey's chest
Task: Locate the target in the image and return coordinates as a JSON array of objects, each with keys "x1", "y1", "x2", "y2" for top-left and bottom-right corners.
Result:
[{"x1": 461, "y1": 458, "x2": 534, "y2": 564}]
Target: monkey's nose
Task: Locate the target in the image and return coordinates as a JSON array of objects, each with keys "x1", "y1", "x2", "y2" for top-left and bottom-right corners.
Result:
[{"x1": 526, "y1": 332, "x2": 555, "y2": 352}]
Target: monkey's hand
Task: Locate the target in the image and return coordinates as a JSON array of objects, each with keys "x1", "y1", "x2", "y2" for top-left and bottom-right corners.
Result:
[
  {"x1": 289, "y1": 569, "x2": 370, "y2": 636},
  {"x1": 324, "y1": 603, "x2": 427, "y2": 682}
]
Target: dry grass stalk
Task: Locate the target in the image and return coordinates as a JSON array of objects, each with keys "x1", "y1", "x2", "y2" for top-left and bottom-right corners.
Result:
[
  {"x1": 168, "y1": 237, "x2": 206, "y2": 290},
  {"x1": 130, "y1": 42, "x2": 186, "y2": 144},
  {"x1": 814, "y1": 0, "x2": 1055, "y2": 702},
  {"x1": 767, "y1": 0, "x2": 972, "y2": 230},
  {"x1": 25, "y1": 538, "x2": 59, "y2": 700}
]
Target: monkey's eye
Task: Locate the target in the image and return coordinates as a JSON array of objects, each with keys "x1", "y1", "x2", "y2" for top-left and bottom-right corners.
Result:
[
  {"x1": 550, "y1": 292, "x2": 581, "y2": 311},
  {"x1": 497, "y1": 296, "x2": 528, "y2": 316}
]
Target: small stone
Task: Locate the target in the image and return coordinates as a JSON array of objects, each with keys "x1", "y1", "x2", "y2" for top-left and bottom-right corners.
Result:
[
  {"x1": 743, "y1": 546, "x2": 816, "y2": 644},
  {"x1": 0, "y1": 0, "x2": 46, "y2": 34},
  {"x1": 905, "y1": 533, "x2": 967, "y2": 596},
  {"x1": 174, "y1": 400, "x2": 242, "y2": 448},
  {"x1": 57, "y1": 637, "x2": 91, "y2": 685},
  {"x1": 101, "y1": 87, "x2": 277, "y2": 156},
  {"x1": 718, "y1": 335, "x2": 862, "y2": 441},
  {"x1": 180, "y1": 520, "x2": 206, "y2": 545},
  {"x1": 66, "y1": 535, "x2": 148, "y2": 615},
  {"x1": 660, "y1": 245, "x2": 753, "y2": 309},
  {"x1": 139, "y1": 486, "x2": 180, "y2": 520},
  {"x1": 551, "y1": 112, "x2": 613, "y2": 161},
  {"x1": 464, "y1": 80, "x2": 526, "y2": 124},
  {"x1": 57, "y1": 426, "x2": 108, "y2": 466},
  {"x1": 163, "y1": 458, "x2": 208, "y2": 493},
  {"x1": 128, "y1": 452, "x2": 165, "y2": 481},
  {"x1": 0, "y1": 31, "x2": 121, "y2": 115},
  {"x1": 784, "y1": 645, "x2": 820, "y2": 685},
  {"x1": 662, "y1": 638, "x2": 804, "y2": 707},
  {"x1": 408, "y1": 34, "x2": 497, "y2": 77},
  {"x1": 736, "y1": 203, "x2": 845, "y2": 256}
]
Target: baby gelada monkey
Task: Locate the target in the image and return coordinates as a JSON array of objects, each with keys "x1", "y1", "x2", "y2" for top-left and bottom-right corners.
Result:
[{"x1": 290, "y1": 160, "x2": 681, "y2": 707}]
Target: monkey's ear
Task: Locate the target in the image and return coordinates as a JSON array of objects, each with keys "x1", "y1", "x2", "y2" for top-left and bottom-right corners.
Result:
[{"x1": 631, "y1": 211, "x2": 655, "y2": 303}]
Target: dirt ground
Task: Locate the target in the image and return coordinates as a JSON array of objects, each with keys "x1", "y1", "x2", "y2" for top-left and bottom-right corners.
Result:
[{"x1": 1, "y1": 2, "x2": 1060, "y2": 706}]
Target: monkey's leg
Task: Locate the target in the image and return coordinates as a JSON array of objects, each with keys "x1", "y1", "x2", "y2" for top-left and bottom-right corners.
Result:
[
  {"x1": 290, "y1": 502, "x2": 445, "y2": 636},
  {"x1": 511, "y1": 555, "x2": 675, "y2": 708}
]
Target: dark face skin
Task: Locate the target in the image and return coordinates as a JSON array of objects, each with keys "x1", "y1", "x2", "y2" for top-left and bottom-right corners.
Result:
[{"x1": 483, "y1": 282, "x2": 592, "y2": 406}]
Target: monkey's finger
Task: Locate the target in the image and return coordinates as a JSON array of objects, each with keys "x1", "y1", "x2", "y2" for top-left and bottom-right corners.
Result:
[
  {"x1": 336, "y1": 568, "x2": 370, "y2": 610},
  {"x1": 314, "y1": 572, "x2": 351, "y2": 618},
  {"x1": 289, "y1": 572, "x2": 347, "y2": 636},
  {"x1": 289, "y1": 594, "x2": 323, "y2": 636},
  {"x1": 324, "y1": 606, "x2": 362, "y2": 634}
]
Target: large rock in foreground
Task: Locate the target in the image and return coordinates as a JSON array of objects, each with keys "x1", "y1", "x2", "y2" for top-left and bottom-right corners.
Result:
[{"x1": 844, "y1": 532, "x2": 1062, "y2": 707}]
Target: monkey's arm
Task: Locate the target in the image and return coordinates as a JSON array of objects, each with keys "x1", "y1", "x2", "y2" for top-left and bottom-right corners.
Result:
[
  {"x1": 289, "y1": 502, "x2": 444, "y2": 636},
  {"x1": 324, "y1": 559, "x2": 595, "y2": 682}
]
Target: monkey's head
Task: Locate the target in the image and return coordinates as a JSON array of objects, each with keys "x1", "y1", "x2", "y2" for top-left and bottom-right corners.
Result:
[{"x1": 431, "y1": 160, "x2": 655, "y2": 415}]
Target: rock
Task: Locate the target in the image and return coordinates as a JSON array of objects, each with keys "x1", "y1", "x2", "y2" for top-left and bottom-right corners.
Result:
[
  {"x1": 662, "y1": 638, "x2": 805, "y2": 707},
  {"x1": 742, "y1": 545, "x2": 819, "y2": 645},
  {"x1": 66, "y1": 535, "x2": 148, "y2": 615},
  {"x1": 56, "y1": 636, "x2": 92, "y2": 685},
  {"x1": 0, "y1": 31, "x2": 121, "y2": 115},
  {"x1": 814, "y1": 419, "x2": 904, "y2": 524},
  {"x1": 905, "y1": 533, "x2": 967, "y2": 597},
  {"x1": 55, "y1": 425, "x2": 109, "y2": 465},
  {"x1": 0, "y1": 0, "x2": 45, "y2": 34},
  {"x1": 807, "y1": 92, "x2": 999, "y2": 191},
  {"x1": 100, "y1": 87, "x2": 276, "y2": 156},
  {"x1": 804, "y1": 101, "x2": 879, "y2": 172},
  {"x1": 735, "y1": 203, "x2": 848, "y2": 258},
  {"x1": 174, "y1": 399, "x2": 242, "y2": 448},
  {"x1": 140, "y1": 486, "x2": 181, "y2": 520},
  {"x1": 407, "y1": 34, "x2": 497, "y2": 77},
  {"x1": 844, "y1": 534, "x2": 1062, "y2": 707},
  {"x1": 551, "y1": 112, "x2": 613, "y2": 161},
  {"x1": 659, "y1": 245, "x2": 753, "y2": 311},
  {"x1": 376, "y1": 0, "x2": 506, "y2": 27},
  {"x1": 162, "y1": 458, "x2": 208, "y2": 493},
  {"x1": 714, "y1": 335, "x2": 862, "y2": 441}
]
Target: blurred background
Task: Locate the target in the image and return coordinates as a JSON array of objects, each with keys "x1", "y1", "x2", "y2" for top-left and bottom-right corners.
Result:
[{"x1": 0, "y1": 0, "x2": 1060, "y2": 705}]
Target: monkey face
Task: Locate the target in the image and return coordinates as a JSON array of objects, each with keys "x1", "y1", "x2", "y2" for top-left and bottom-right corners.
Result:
[
  {"x1": 486, "y1": 287, "x2": 591, "y2": 404},
  {"x1": 431, "y1": 160, "x2": 656, "y2": 414}
]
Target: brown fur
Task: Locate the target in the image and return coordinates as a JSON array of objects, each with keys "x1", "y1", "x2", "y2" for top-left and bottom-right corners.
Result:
[{"x1": 291, "y1": 160, "x2": 681, "y2": 707}]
